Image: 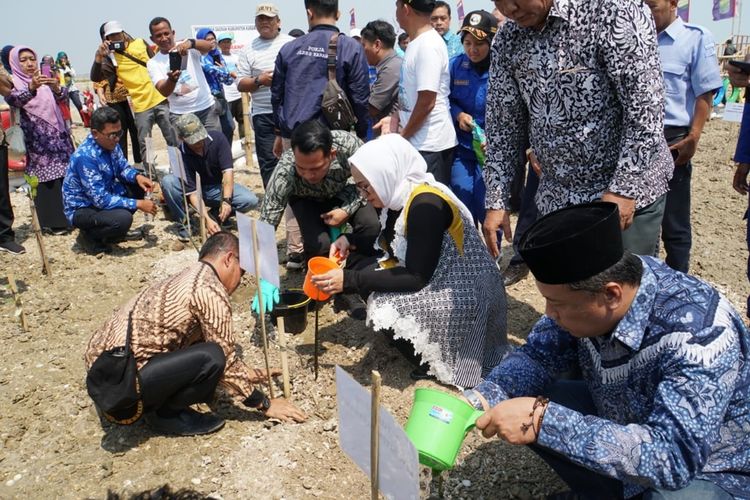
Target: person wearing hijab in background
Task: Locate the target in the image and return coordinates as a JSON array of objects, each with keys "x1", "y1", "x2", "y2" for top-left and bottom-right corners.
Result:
[
  {"x1": 195, "y1": 28, "x2": 236, "y2": 144},
  {"x1": 312, "y1": 134, "x2": 509, "y2": 386},
  {"x1": 55, "y1": 51, "x2": 84, "y2": 123},
  {"x1": 449, "y1": 10, "x2": 497, "y2": 225},
  {"x1": 1, "y1": 45, "x2": 13, "y2": 73},
  {"x1": 94, "y1": 23, "x2": 142, "y2": 166},
  {"x1": 41, "y1": 54, "x2": 72, "y2": 128},
  {"x1": 7, "y1": 46, "x2": 73, "y2": 233}
]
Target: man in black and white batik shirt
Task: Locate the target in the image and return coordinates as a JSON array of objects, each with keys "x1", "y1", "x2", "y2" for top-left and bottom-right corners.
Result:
[{"x1": 482, "y1": 0, "x2": 673, "y2": 258}]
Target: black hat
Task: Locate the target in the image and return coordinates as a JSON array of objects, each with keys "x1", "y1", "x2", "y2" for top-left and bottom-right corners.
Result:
[
  {"x1": 518, "y1": 202, "x2": 623, "y2": 285},
  {"x1": 288, "y1": 28, "x2": 306, "y2": 38},
  {"x1": 459, "y1": 10, "x2": 498, "y2": 41},
  {"x1": 403, "y1": 0, "x2": 436, "y2": 14}
]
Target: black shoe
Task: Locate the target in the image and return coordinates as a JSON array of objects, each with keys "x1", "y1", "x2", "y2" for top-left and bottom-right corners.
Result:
[
  {"x1": 145, "y1": 408, "x2": 225, "y2": 436},
  {"x1": 75, "y1": 232, "x2": 110, "y2": 255},
  {"x1": 409, "y1": 364, "x2": 433, "y2": 381},
  {"x1": 503, "y1": 262, "x2": 529, "y2": 287},
  {"x1": 286, "y1": 252, "x2": 305, "y2": 270},
  {"x1": 333, "y1": 294, "x2": 367, "y2": 320},
  {"x1": 122, "y1": 228, "x2": 144, "y2": 241},
  {"x1": 0, "y1": 240, "x2": 26, "y2": 255}
]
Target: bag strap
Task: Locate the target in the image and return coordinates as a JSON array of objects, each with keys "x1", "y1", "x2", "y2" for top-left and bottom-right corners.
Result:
[
  {"x1": 124, "y1": 291, "x2": 145, "y2": 354},
  {"x1": 327, "y1": 33, "x2": 340, "y2": 82},
  {"x1": 115, "y1": 48, "x2": 148, "y2": 68}
]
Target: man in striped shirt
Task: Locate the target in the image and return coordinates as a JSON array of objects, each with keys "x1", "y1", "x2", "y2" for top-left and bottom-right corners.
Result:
[{"x1": 84, "y1": 232, "x2": 306, "y2": 436}]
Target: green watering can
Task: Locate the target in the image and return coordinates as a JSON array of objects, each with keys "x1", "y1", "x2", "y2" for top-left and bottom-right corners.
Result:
[{"x1": 404, "y1": 388, "x2": 484, "y2": 471}]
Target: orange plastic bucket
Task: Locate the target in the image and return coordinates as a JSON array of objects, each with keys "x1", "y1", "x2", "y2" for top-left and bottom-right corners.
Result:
[{"x1": 303, "y1": 256, "x2": 339, "y2": 301}]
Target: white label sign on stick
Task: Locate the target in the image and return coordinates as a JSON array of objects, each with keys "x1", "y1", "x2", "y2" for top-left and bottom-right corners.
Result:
[
  {"x1": 336, "y1": 366, "x2": 420, "y2": 500},
  {"x1": 724, "y1": 102, "x2": 745, "y2": 123},
  {"x1": 236, "y1": 213, "x2": 280, "y2": 288},
  {"x1": 144, "y1": 136, "x2": 156, "y2": 165},
  {"x1": 196, "y1": 172, "x2": 205, "y2": 213},
  {"x1": 167, "y1": 146, "x2": 186, "y2": 181}
]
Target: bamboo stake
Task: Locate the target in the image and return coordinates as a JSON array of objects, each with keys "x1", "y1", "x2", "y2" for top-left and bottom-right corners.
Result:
[
  {"x1": 28, "y1": 196, "x2": 51, "y2": 276},
  {"x1": 251, "y1": 219, "x2": 275, "y2": 399},
  {"x1": 7, "y1": 272, "x2": 28, "y2": 331},
  {"x1": 196, "y1": 173, "x2": 206, "y2": 243},
  {"x1": 241, "y1": 93, "x2": 253, "y2": 164},
  {"x1": 370, "y1": 370, "x2": 382, "y2": 500},
  {"x1": 276, "y1": 316, "x2": 292, "y2": 399}
]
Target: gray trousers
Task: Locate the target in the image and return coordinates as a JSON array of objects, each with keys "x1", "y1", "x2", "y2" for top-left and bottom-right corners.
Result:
[
  {"x1": 622, "y1": 195, "x2": 667, "y2": 256},
  {"x1": 169, "y1": 103, "x2": 221, "y2": 135},
  {"x1": 133, "y1": 101, "x2": 178, "y2": 171}
]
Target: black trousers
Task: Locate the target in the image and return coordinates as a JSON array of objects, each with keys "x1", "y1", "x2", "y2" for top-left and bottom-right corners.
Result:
[
  {"x1": 71, "y1": 184, "x2": 144, "y2": 241},
  {"x1": 109, "y1": 101, "x2": 142, "y2": 164},
  {"x1": 661, "y1": 126, "x2": 693, "y2": 273},
  {"x1": 288, "y1": 197, "x2": 380, "y2": 261},
  {"x1": 139, "y1": 342, "x2": 226, "y2": 413},
  {"x1": 419, "y1": 147, "x2": 455, "y2": 186},
  {"x1": 0, "y1": 145, "x2": 14, "y2": 243}
]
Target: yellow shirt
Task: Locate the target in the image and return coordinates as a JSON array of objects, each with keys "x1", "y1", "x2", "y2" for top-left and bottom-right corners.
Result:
[{"x1": 114, "y1": 39, "x2": 165, "y2": 113}]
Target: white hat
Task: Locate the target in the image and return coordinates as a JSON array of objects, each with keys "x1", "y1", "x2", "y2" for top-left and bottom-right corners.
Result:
[
  {"x1": 350, "y1": 28, "x2": 361, "y2": 38},
  {"x1": 103, "y1": 21, "x2": 124, "y2": 38}
]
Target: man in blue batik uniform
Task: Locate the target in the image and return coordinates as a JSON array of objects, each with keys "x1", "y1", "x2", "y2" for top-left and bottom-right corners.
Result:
[{"x1": 464, "y1": 202, "x2": 750, "y2": 499}]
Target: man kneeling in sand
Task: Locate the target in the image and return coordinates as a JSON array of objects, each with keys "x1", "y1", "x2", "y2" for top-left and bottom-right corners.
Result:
[{"x1": 84, "y1": 232, "x2": 306, "y2": 436}]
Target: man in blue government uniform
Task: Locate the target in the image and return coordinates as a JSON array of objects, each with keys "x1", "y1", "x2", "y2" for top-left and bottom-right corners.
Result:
[{"x1": 647, "y1": 0, "x2": 722, "y2": 273}]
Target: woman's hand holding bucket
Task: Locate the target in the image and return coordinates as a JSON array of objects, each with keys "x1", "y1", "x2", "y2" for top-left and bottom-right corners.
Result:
[{"x1": 311, "y1": 268, "x2": 344, "y2": 295}]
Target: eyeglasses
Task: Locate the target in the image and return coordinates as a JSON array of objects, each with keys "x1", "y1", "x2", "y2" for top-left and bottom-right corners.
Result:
[{"x1": 100, "y1": 130, "x2": 124, "y2": 140}]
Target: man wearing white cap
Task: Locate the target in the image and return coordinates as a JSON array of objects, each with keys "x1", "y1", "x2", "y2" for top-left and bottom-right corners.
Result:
[
  {"x1": 236, "y1": 3, "x2": 304, "y2": 269},
  {"x1": 91, "y1": 20, "x2": 178, "y2": 172}
]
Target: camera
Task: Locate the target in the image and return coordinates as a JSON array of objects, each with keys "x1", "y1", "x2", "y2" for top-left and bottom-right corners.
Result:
[
  {"x1": 169, "y1": 52, "x2": 182, "y2": 72},
  {"x1": 108, "y1": 41, "x2": 125, "y2": 51}
]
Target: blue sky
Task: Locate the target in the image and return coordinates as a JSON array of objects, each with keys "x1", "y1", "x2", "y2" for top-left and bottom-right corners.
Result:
[{"x1": 3, "y1": 0, "x2": 745, "y2": 77}]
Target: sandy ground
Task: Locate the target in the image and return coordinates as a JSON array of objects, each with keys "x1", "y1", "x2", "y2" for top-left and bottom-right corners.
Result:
[{"x1": 0, "y1": 118, "x2": 747, "y2": 500}]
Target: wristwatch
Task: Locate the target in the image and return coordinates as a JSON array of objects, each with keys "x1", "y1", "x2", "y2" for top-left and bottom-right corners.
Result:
[
  {"x1": 244, "y1": 389, "x2": 271, "y2": 413},
  {"x1": 222, "y1": 197, "x2": 232, "y2": 205},
  {"x1": 188, "y1": 38, "x2": 196, "y2": 49},
  {"x1": 258, "y1": 394, "x2": 271, "y2": 413},
  {"x1": 254, "y1": 75, "x2": 262, "y2": 88}
]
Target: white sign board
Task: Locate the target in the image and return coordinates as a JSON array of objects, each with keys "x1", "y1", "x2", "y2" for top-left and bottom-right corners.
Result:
[
  {"x1": 236, "y1": 213, "x2": 280, "y2": 288},
  {"x1": 167, "y1": 146, "x2": 186, "y2": 181},
  {"x1": 336, "y1": 366, "x2": 420, "y2": 500},
  {"x1": 144, "y1": 136, "x2": 156, "y2": 165},
  {"x1": 190, "y1": 24, "x2": 258, "y2": 53},
  {"x1": 723, "y1": 102, "x2": 745, "y2": 123}
]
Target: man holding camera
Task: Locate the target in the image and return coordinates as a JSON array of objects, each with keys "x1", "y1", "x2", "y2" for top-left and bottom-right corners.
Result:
[
  {"x1": 91, "y1": 20, "x2": 178, "y2": 173},
  {"x1": 147, "y1": 16, "x2": 221, "y2": 132}
]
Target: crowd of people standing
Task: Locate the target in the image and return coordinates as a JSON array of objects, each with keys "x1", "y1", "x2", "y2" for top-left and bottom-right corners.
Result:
[{"x1": 2, "y1": 0, "x2": 750, "y2": 497}]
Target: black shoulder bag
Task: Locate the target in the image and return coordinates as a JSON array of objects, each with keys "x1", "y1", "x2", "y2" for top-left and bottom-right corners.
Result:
[
  {"x1": 321, "y1": 33, "x2": 358, "y2": 132},
  {"x1": 86, "y1": 306, "x2": 143, "y2": 425}
]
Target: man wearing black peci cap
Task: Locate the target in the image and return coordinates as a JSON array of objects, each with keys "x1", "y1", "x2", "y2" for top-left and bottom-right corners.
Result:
[{"x1": 463, "y1": 202, "x2": 750, "y2": 498}]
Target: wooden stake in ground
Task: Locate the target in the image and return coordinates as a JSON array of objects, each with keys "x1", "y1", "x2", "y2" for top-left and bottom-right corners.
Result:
[
  {"x1": 6, "y1": 272, "x2": 28, "y2": 331},
  {"x1": 28, "y1": 195, "x2": 51, "y2": 276},
  {"x1": 241, "y1": 93, "x2": 253, "y2": 162},
  {"x1": 251, "y1": 219, "x2": 276, "y2": 399},
  {"x1": 275, "y1": 316, "x2": 292, "y2": 399},
  {"x1": 370, "y1": 370, "x2": 382, "y2": 500},
  {"x1": 196, "y1": 172, "x2": 206, "y2": 243}
]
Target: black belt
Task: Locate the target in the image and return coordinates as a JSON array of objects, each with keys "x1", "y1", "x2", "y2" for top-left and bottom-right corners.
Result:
[{"x1": 664, "y1": 125, "x2": 690, "y2": 145}]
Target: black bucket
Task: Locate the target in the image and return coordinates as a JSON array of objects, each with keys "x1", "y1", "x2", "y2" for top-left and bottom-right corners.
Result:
[{"x1": 270, "y1": 290, "x2": 311, "y2": 334}]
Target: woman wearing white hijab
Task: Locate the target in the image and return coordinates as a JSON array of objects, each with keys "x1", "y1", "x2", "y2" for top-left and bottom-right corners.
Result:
[{"x1": 312, "y1": 134, "x2": 509, "y2": 388}]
